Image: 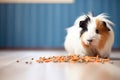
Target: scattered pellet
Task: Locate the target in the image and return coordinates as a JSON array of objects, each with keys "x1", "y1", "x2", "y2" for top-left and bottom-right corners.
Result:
[
  {"x1": 78, "y1": 59, "x2": 83, "y2": 63},
  {"x1": 101, "y1": 60, "x2": 104, "y2": 64},
  {"x1": 31, "y1": 58, "x2": 34, "y2": 60},
  {"x1": 16, "y1": 60, "x2": 19, "y2": 63},
  {"x1": 25, "y1": 61, "x2": 28, "y2": 64}
]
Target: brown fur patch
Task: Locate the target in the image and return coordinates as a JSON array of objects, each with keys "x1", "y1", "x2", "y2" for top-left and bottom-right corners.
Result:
[{"x1": 96, "y1": 19, "x2": 110, "y2": 50}]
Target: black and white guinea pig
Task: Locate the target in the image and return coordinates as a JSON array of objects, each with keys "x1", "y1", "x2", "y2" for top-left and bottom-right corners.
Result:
[{"x1": 64, "y1": 13, "x2": 114, "y2": 58}]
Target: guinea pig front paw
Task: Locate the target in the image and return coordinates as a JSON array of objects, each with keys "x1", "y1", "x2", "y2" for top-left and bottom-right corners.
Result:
[
  {"x1": 100, "y1": 53, "x2": 110, "y2": 59},
  {"x1": 79, "y1": 53, "x2": 86, "y2": 57}
]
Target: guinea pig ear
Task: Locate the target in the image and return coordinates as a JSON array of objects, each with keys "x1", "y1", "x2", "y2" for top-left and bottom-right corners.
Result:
[
  {"x1": 79, "y1": 16, "x2": 90, "y2": 28},
  {"x1": 79, "y1": 21, "x2": 86, "y2": 28},
  {"x1": 102, "y1": 21, "x2": 110, "y2": 31}
]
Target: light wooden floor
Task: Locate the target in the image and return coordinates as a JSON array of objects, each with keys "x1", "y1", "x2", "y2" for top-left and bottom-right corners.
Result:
[{"x1": 0, "y1": 50, "x2": 120, "y2": 80}]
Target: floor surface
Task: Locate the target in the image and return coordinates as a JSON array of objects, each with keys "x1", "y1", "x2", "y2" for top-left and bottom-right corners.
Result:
[{"x1": 0, "y1": 50, "x2": 120, "y2": 80}]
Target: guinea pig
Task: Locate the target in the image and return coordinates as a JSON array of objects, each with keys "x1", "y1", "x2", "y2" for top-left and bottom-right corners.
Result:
[{"x1": 64, "y1": 13, "x2": 114, "y2": 58}]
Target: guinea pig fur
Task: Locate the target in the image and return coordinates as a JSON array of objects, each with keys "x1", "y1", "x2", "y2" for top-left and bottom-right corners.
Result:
[{"x1": 64, "y1": 13, "x2": 114, "y2": 58}]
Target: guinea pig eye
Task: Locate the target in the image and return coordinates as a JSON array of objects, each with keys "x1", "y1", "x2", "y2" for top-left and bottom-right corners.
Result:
[{"x1": 96, "y1": 29, "x2": 99, "y2": 34}]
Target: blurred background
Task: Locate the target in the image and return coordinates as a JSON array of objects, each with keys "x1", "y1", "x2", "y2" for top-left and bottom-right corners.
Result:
[{"x1": 0, "y1": 0, "x2": 120, "y2": 49}]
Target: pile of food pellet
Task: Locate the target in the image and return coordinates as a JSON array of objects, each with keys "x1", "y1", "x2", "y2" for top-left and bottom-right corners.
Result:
[{"x1": 36, "y1": 55, "x2": 112, "y2": 64}]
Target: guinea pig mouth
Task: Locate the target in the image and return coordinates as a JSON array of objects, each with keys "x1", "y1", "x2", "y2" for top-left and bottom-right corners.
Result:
[
  {"x1": 81, "y1": 38, "x2": 96, "y2": 47},
  {"x1": 87, "y1": 40, "x2": 93, "y2": 46}
]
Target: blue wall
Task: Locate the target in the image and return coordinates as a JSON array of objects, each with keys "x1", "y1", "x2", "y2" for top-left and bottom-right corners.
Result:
[{"x1": 0, "y1": 0, "x2": 120, "y2": 48}]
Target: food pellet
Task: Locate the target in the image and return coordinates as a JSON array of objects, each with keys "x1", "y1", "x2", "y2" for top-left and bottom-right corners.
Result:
[
  {"x1": 16, "y1": 60, "x2": 19, "y2": 63},
  {"x1": 36, "y1": 55, "x2": 111, "y2": 63},
  {"x1": 25, "y1": 62, "x2": 28, "y2": 64},
  {"x1": 31, "y1": 58, "x2": 34, "y2": 60},
  {"x1": 101, "y1": 60, "x2": 104, "y2": 64}
]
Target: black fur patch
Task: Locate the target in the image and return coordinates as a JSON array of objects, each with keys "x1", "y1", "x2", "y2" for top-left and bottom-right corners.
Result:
[{"x1": 79, "y1": 16, "x2": 90, "y2": 37}]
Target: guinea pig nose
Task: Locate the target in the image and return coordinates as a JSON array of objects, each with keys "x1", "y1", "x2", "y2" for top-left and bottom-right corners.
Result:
[{"x1": 87, "y1": 39, "x2": 93, "y2": 42}]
